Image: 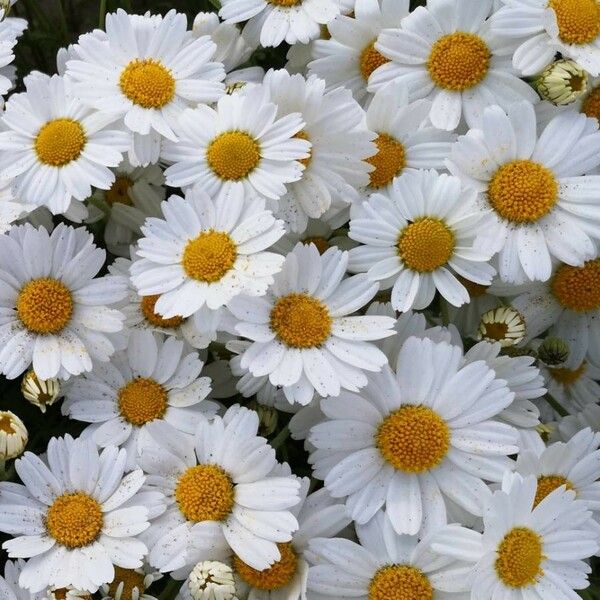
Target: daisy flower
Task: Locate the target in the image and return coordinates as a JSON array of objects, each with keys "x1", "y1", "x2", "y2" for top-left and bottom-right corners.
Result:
[
  {"x1": 0, "y1": 74, "x2": 129, "y2": 215},
  {"x1": 0, "y1": 8, "x2": 24, "y2": 96},
  {"x1": 228, "y1": 243, "x2": 396, "y2": 405},
  {"x1": 61, "y1": 330, "x2": 217, "y2": 471},
  {"x1": 162, "y1": 85, "x2": 310, "y2": 201},
  {"x1": 369, "y1": 0, "x2": 538, "y2": 131},
  {"x1": 0, "y1": 560, "x2": 43, "y2": 600},
  {"x1": 101, "y1": 565, "x2": 161, "y2": 600},
  {"x1": 219, "y1": 0, "x2": 339, "y2": 48},
  {"x1": 91, "y1": 160, "x2": 165, "y2": 258},
  {"x1": 66, "y1": 9, "x2": 225, "y2": 167},
  {"x1": 307, "y1": 510, "x2": 470, "y2": 599},
  {"x1": 110, "y1": 256, "x2": 225, "y2": 350},
  {"x1": 130, "y1": 188, "x2": 285, "y2": 319},
  {"x1": 262, "y1": 69, "x2": 375, "y2": 233},
  {"x1": 553, "y1": 404, "x2": 600, "y2": 442},
  {"x1": 0, "y1": 410, "x2": 27, "y2": 461},
  {"x1": 0, "y1": 224, "x2": 127, "y2": 380},
  {"x1": 348, "y1": 169, "x2": 495, "y2": 312},
  {"x1": 178, "y1": 562, "x2": 237, "y2": 600},
  {"x1": 492, "y1": 0, "x2": 600, "y2": 76},
  {"x1": 448, "y1": 102, "x2": 600, "y2": 283},
  {"x1": 0, "y1": 435, "x2": 155, "y2": 593},
  {"x1": 432, "y1": 473, "x2": 599, "y2": 598},
  {"x1": 308, "y1": 0, "x2": 410, "y2": 104},
  {"x1": 361, "y1": 82, "x2": 455, "y2": 196},
  {"x1": 510, "y1": 256, "x2": 600, "y2": 366},
  {"x1": 308, "y1": 336, "x2": 517, "y2": 535},
  {"x1": 137, "y1": 405, "x2": 301, "y2": 572}
]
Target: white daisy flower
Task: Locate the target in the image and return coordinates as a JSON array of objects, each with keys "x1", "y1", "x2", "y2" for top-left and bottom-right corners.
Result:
[
  {"x1": 91, "y1": 160, "x2": 165, "y2": 258},
  {"x1": 61, "y1": 330, "x2": 217, "y2": 471},
  {"x1": 179, "y1": 561, "x2": 237, "y2": 600},
  {"x1": 21, "y1": 370, "x2": 61, "y2": 413},
  {"x1": 361, "y1": 82, "x2": 455, "y2": 196},
  {"x1": 308, "y1": 0, "x2": 409, "y2": 104},
  {"x1": 309, "y1": 336, "x2": 517, "y2": 535},
  {"x1": 162, "y1": 86, "x2": 310, "y2": 202},
  {"x1": 0, "y1": 224, "x2": 127, "y2": 380},
  {"x1": 0, "y1": 74, "x2": 129, "y2": 215},
  {"x1": 0, "y1": 8, "x2": 24, "y2": 96},
  {"x1": 369, "y1": 0, "x2": 538, "y2": 131},
  {"x1": 66, "y1": 9, "x2": 225, "y2": 167},
  {"x1": 307, "y1": 510, "x2": 470, "y2": 599},
  {"x1": 0, "y1": 435, "x2": 156, "y2": 593},
  {"x1": 101, "y1": 565, "x2": 161, "y2": 600},
  {"x1": 476, "y1": 306, "x2": 527, "y2": 347},
  {"x1": 131, "y1": 188, "x2": 285, "y2": 319},
  {"x1": 262, "y1": 69, "x2": 375, "y2": 234},
  {"x1": 110, "y1": 256, "x2": 224, "y2": 350},
  {"x1": 510, "y1": 257, "x2": 600, "y2": 366},
  {"x1": 348, "y1": 169, "x2": 495, "y2": 312},
  {"x1": 228, "y1": 243, "x2": 396, "y2": 406},
  {"x1": 553, "y1": 404, "x2": 600, "y2": 442},
  {"x1": 137, "y1": 405, "x2": 301, "y2": 573},
  {"x1": 492, "y1": 0, "x2": 600, "y2": 76},
  {"x1": 220, "y1": 0, "x2": 339, "y2": 48},
  {"x1": 0, "y1": 560, "x2": 44, "y2": 600},
  {"x1": 48, "y1": 587, "x2": 92, "y2": 600},
  {"x1": 448, "y1": 102, "x2": 600, "y2": 283},
  {"x1": 432, "y1": 473, "x2": 599, "y2": 598},
  {"x1": 0, "y1": 410, "x2": 27, "y2": 461}
]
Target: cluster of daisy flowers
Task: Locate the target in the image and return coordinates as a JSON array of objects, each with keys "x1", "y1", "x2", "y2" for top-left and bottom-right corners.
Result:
[{"x1": 3, "y1": 0, "x2": 600, "y2": 598}]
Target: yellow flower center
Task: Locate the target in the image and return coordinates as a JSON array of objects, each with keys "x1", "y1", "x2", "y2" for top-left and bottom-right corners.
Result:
[
  {"x1": 397, "y1": 218, "x2": 455, "y2": 272},
  {"x1": 270, "y1": 293, "x2": 332, "y2": 348},
  {"x1": 206, "y1": 131, "x2": 261, "y2": 181},
  {"x1": 495, "y1": 527, "x2": 544, "y2": 588},
  {"x1": 457, "y1": 275, "x2": 489, "y2": 298},
  {"x1": 34, "y1": 119, "x2": 86, "y2": 167},
  {"x1": 175, "y1": 464, "x2": 235, "y2": 522},
  {"x1": 106, "y1": 176, "x2": 133, "y2": 206},
  {"x1": 488, "y1": 160, "x2": 558, "y2": 223},
  {"x1": 108, "y1": 567, "x2": 146, "y2": 600},
  {"x1": 268, "y1": 0, "x2": 301, "y2": 6},
  {"x1": 182, "y1": 230, "x2": 237, "y2": 283},
  {"x1": 45, "y1": 492, "x2": 103, "y2": 548},
  {"x1": 17, "y1": 278, "x2": 73, "y2": 334},
  {"x1": 51, "y1": 589, "x2": 92, "y2": 600},
  {"x1": 481, "y1": 321, "x2": 509, "y2": 342},
  {"x1": 369, "y1": 565, "x2": 433, "y2": 600},
  {"x1": 303, "y1": 236, "x2": 330, "y2": 254},
  {"x1": 548, "y1": 0, "x2": 600, "y2": 45},
  {"x1": 427, "y1": 32, "x2": 491, "y2": 91},
  {"x1": 551, "y1": 259, "x2": 600, "y2": 312},
  {"x1": 376, "y1": 406, "x2": 450, "y2": 473},
  {"x1": 548, "y1": 362, "x2": 587, "y2": 385},
  {"x1": 582, "y1": 85, "x2": 600, "y2": 122},
  {"x1": 118, "y1": 377, "x2": 168, "y2": 426},
  {"x1": 359, "y1": 41, "x2": 390, "y2": 82},
  {"x1": 534, "y1": 475, "x2": 574, "y2": 507},
  {"x1": 366, "y1": 134, "x2": 406, "y2": 189},
  {"x1": 120, "y1": 59, "x2": 175, "y2": 109},
  {"x1": 140, "y1": 294, "x2": 185, "y2": 328},
  {"x1": 0, "y1": 413, "x2": 15, "y2": 433},
  {"x1": 295, "y1": 130, "x2": 312, "y2": 168},
  {"x1": 233, "y1": 543, "x2": 298, "y2": 590}
]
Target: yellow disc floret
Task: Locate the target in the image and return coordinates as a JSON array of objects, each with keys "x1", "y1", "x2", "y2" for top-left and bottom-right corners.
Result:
[
  {"x1": 17, "y1": 278, "x2": 73, "y2": 334},
  {"x1": 106, "y1": 176, "x2": 133, "y2": 206},
  {"x1": 551, "y1": 259, "x2": 600, "y2": 312},
  {"x1": 35, "y1": 119, "x2": 86, "y2": 167},
  {"x1": 295, "y1": 130, "x2": 312, "y2": 168},
  {"x1": 120, "y1": 59, "x2": 175, "y2": 109},
  {"x1": 268, "y1": 0, "x2": 301, "y2": 6},
  {"x1": 118, "y1": 378, "x2": 168, "y2": 426},
  {"x1": 303, "y1": 236, "x2": 330, "y2": 254},
  {"x1": 427, "y1": 32, "x2": 491, "y2": 91},
  {"x1": 45, "y1": 492, "x2": 103, "y2": 548},
  {"x1": 233, "y1": 543, "x2": 298, "y2": 591},
  {"x1": 534, "y1": 475, "x2": 574, "y2": 507},
  {"x1": 182, "y1": 231, "x2": 237, "y2": 283},
  {"x1": 376, "y1": 405, "x2": 450, "y2": 473},
  {"x1": 270, "y1": 293, "x2": 332, "y2": 348},
  {"x1": 140, "y1": 294, "x2": 185, "y2": 328},
  {"x1": 175, "y1": 464, "x2": 235, "y2": 522},
  {"x1": 495, "y1": 527, "x2": 544, "y2": 588},
  {"x1": 366, "y1": 134, "x2": 407, "y2": 188},
  {"x1": 397, "y1": 218, "x2": 455, "y2": 272},
  {"x1": 369, "y1": 565, "x2": 433, "y2": 600},
  {"x1": 548, "y1": 362, "x2": 587, "y2": 385},
  {"x1": 206, "y1": 131, "x2": 261, "y2": 180},
  {"x1": 488, "y1": 160, "x2": 558, "y2": 223},
  {"x1": 359, "y1": 41, "x2": 390, "y2": 82},
  {"x1": 108, "y1": 567, "x2": 146, "y2": 600},
  {"x1": 582, "y1": 85, "x2": 600, "y2": 122},
  {"x1": 548, "y1": 0, "x2": 600, "y2": 45}
]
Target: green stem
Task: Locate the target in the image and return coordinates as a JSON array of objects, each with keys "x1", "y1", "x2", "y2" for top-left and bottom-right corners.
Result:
[
  {"x1": 98, "y1": 0, "x2": 107, "y2": 29},
  {"x1": 158, "y1": 578, "x2": 183, "y2": 600},
  {"x1": 543, "y1": 393, "x2": 569, "y2": 418},
  {"x1": 270, "y1": 425, "x2": 290, "y2": 450}
]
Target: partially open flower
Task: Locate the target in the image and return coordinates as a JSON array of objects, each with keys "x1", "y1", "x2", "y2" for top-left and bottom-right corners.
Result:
[
  {"x1": 537, "y1": 59, "x2": 589, "y2": 105},
  {"x1": 477, "y1": 306, "x2": 526, "y2": 347},
  {"x1": 0, "y1": 410, "x2": 27, "y2": 460},
  {"x1": 184, "y1": 561, "x2": 237, "y2": 600},
  {"x1": 21, "y1": 370, "x2": 61, "y2": 413}
]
